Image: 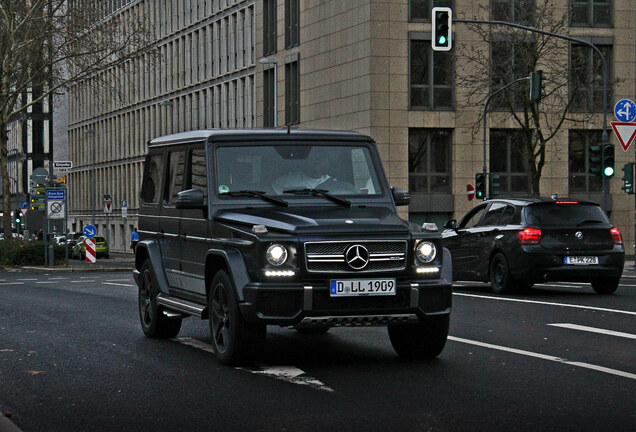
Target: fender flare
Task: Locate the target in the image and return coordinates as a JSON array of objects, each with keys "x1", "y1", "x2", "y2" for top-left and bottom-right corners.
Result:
[
  {"x1": 135, "y1": 240, "x2": 171, "y2": 294},
  {"x1": 205, "y1": 249, "x2": 251, "y2": 302}
]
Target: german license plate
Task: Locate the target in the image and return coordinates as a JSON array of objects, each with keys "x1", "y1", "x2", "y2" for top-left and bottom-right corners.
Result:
[
  {"x1": 564, "y1": 256, "x2": 598, "y2": 265},
  {"x1": 330, "y1": 279, "x2": 396, "y2": 297}
]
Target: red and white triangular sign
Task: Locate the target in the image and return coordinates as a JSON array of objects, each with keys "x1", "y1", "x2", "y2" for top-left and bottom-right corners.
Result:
[{"x1": 610, "y1": 121, "x2": 636, "y2": 151}]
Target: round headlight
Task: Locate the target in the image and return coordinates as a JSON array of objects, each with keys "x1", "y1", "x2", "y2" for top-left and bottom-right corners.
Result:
[
  {"x1": 266, "y1": 244, "x2": 288, "y2": 266},
  {"x1": 415, "y1": 241, "x2": 436, "y2": 263}
]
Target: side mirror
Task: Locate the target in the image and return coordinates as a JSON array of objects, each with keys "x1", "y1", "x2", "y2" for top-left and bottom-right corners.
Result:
[
  {"x1": 443, "y1": 219, "x2": 457, "y2": 230},
  {"x1": 391, "y1": 187, "x2": 410, "y2": 206},
  {"x1": 175, "y1": 189, "x2": 205, "y2": 209}
]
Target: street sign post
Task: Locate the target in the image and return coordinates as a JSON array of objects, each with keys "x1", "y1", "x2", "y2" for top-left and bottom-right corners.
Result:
[
  {"x1": 614, "y1": 99, "x2": 636, "y2": 123},
  {"x1": 83, "y1": 225, "x2": 97, "y2": 239},
  {"x1": 466, "y1": 184, "x2": 475, "y2": 201},
  {"x1": 610, "y1": 122, "x2": 636, "y2": 151}
]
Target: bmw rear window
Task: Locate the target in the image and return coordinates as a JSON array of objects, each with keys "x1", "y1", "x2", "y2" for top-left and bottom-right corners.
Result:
[{"x1": 524, "y1": 203, "x2": 610, "y2": 227}]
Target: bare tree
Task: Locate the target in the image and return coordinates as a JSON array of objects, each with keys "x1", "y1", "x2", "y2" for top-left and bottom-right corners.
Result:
[
  {"x1": 456, "y1": 0, "x2": 605, "y2": 196},
  {"x1": 0, "y1": 0, "x2": 154, "y2": 237}
]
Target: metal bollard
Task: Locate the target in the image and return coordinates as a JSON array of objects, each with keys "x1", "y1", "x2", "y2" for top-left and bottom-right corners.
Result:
[{"x1": 48, "y1": 245, "x2": 55, "y2": 267}]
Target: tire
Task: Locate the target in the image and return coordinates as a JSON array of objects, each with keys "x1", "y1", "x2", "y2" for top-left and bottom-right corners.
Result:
[
  {"x1": 591, "y1": 277, "x2": 620, "y2": 294},
  {"x1": 388, "y1": 315, "x2": 449, "y2": 360},
  {"x1": 489, "y1": 252, "x2": 514, "y2": 294},
  {"x1": 209, "y1": 270, "x2": 266, "y2": 365},
  {"x1": 138, "y1": 259, "x2": 182, "y2": 338}
]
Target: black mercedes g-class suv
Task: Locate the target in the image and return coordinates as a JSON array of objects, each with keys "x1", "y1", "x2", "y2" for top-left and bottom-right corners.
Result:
[{"x1": 133, "y1": 129, "x2": 452, "y2": 365}]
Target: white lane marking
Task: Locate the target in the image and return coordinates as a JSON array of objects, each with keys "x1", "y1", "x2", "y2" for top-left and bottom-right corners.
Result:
[
  {"x1": 101, "y1": 282, "x2": 134, "y2": 287},
  {"x1": 0, "y1": 282, "x2": 24, "y2": 285},
  {"x1": 449, "y1": 336, "x2": 636, "y2": 381},
  {"x1": 238, "y1": 366, "x2": 335, "y2": 393},
  {"x1": 173, "y1": 337, "x2": 216, "y2": 354},
  {"x1": 173, "y1": 337, "x2": 334, "y2": 392},
  {"x1": 17, "y1": 278, "x2": 38, "y2": 281},
  {"x1": 548, "y1": 323, "x2": 636, "y2": 340},
  {"x1": 36, "y1": 281, "x2": 57, "y2": 284},
  {"x1": 453, "y1": 292, "x2": 636, "y2": 316}
]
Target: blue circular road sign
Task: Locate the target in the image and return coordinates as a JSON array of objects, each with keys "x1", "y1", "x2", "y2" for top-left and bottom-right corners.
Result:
[
  {"x1": 83, "y1": 225, "x2": 97, "y2": 239},
  {"x1": 614, "y1": 99, "x2": 636, "y2": 122}
]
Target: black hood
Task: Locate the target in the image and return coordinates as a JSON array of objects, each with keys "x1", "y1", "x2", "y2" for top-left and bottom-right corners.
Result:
[{"x1": 214, "y1": 206, "x2": 411, "y2": 235}]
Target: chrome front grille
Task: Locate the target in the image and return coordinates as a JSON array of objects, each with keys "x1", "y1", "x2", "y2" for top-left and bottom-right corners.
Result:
[{"x1": 304, "y1": 240, "x2": 407, "y2": 273}]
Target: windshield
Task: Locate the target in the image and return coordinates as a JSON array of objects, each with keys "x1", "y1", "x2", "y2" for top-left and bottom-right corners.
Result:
[
  {"x1": 524, "y1": 203, "x2": 610, "y2": 227},
  {"x1": 215, "y1": 144, "x2": 383, "y2": 197}
]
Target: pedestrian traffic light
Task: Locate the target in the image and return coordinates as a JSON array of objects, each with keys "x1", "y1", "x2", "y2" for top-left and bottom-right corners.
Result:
[
  {"x1": 530, "y1": 70, "x2": 544, "y2": 102},
  {"x1": 475, "y1": 173, "x2": 486, "y2": 200},
  {"x1": 431, "y1": 7, "x2": 452, "y2": 51},
  {"x1": 621, "y1": 163, "x2": 634, "y2": 194},
  {"x1": 489, "y1": 173, "x2": 502, "y2": 198},
  {"x1": 602, "y1": 143, "x2": 615, "y2": 178},
  {"x1": 588, "y1": 144, "x2": 602, "y2": 177}
]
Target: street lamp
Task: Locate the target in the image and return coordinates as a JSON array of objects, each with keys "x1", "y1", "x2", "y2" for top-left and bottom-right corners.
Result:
[
  {"x1": 84, "y1": 129, "x2": 96, "y2": 226},
  {"x1": 159, "y1": 100, "x2": 174, "y2": 134},
  {"x1": 259, "y1": 57, "x2": 278, "y2": 127}
]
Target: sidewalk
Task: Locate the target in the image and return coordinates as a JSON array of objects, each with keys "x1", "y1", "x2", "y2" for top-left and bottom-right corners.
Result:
[{"x1": 21, "y1": 251, "x2": 135, "y2": 273}]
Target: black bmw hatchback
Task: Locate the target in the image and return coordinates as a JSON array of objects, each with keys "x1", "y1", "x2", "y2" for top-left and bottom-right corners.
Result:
[{"x1": 442, "y1": 198, "x2": 625, "y2": 294}]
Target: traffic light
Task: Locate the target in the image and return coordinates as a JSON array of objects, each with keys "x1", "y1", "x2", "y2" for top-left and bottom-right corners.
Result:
[
  {"x1": 588, "y1": 144, "x2": 602, "y2": 177},
  {"x1": 475, "y1": 173, "x2": 486, "y2": 200},
  {"x1": 621, "y1": 163, "x2": 634, "y2": 194},
  {"x1": 602, "y1": 144, "x2": 615, "y2": 178},
  {"x1": 489, "y1": 173, "x2": 502, "y2": 198},
  {"x1": 530, "y1": 70, "x2": 544, "y2": 102},
  {"x1": 14, "y1": 210, "x2": 21, "y2": 224},
  {"x1": 431, "y1": 7, "x2": 452, "y2": 51}
]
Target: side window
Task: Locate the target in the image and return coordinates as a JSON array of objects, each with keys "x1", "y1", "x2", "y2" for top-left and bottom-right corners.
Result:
[
  {"x1": 499, "y1": 205, "x2": 518, "y2": 225},
  {"x1": 164, "y1": 150, "x2": 186, "y2": 206},
  {"x1": 459, "y1": 206, "x2": 487, "y2": 229},
  {"x1": 480, "y1": 203, "x2": 506, "y2": 226},
  {"x1": 141, "y1": 154, "x2": 164, "y2": 205},
  {"x1": 189, "y1": 148, "x2": 208, "y2": 204}
]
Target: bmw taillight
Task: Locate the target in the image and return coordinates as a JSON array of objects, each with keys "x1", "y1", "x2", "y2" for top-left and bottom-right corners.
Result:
[
  {"x1": 610, "y1": 227, "x2": 623, "y2": 245},
  {"x1": 518, "y1": 227, "x2": 541, "y2": 245}
]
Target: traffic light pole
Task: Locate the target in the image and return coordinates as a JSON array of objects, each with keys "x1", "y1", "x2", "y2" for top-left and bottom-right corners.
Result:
[
  {"x1": 483, "y1": 76, "x2": 531, "y2": 199},
  {"x1": 456, "y1": 19, "x2": 610, "y2": 211}
]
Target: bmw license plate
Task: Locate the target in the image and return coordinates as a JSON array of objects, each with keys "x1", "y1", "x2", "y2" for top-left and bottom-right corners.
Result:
[
  {"x1": 564, "y1": 256, "x2": 598, "y2": 265},
  {"x1": 330, "y1": 279, "x2": 396, "y2": 297}
]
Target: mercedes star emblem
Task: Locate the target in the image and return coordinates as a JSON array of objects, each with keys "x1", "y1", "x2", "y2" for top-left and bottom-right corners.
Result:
[{"x1": 345, "y1": 244, "x2": 370, "y2": 270}]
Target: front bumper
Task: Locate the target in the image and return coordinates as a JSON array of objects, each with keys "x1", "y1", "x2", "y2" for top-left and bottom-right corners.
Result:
[{"x1": 238, "y1": 279, "x2": 452, "y2": 327}]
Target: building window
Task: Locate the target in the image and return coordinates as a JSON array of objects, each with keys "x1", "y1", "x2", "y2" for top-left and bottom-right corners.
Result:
[
  {"x1": 570, "y1": 44, "x2": 612, "y2": 112},
  {"x1": 285, "y1": 0, "x2": 299, "y2": 48},
  {"x1": 409, "y1": 1, "x2": 452, "y2": 22},
  {"x1": 263, "y1": 67, "x2": 275, "y2": 127},
  {"x1": 285, "y1": 60, "x2": 299, "y2": 125},
  {"x1": 492, "y1": 0, "x2": 536, "y2": 25},
  {"x1": 263, "y1": 0, "x2": 277, "y2": 56},
  {"x1": 568, "y1": 130, "x2": 602, "y2": 192},
  {"x1": 489, "y1": 129, "x2": 531, "y2": 195},
  {"x1": 491, "y1": 40, "x2": 534, "y2": 109},
  {"x1": 408, "y1": 128, "x2": 451, "y2": 194},
  {"x1": 570, "y1": 0, "x2": 611, "y2": 27},
  {"x1": 409, "y1": 36, "x2": 453, "y2": 110}
]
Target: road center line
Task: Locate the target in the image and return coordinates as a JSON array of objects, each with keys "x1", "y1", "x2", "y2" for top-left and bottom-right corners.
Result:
[
  {"x1": 449, "y1": 336, "x2": 636, "y2": 381},
  {"x1": 453, "y1": 292, "x2": 636, "y2": 316},
  {"x1": 548, "y1": 323, "x2": 636, "y2": 340}
]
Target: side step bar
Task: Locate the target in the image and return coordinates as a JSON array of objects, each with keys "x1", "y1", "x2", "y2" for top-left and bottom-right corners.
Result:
[{"x1": 157, "y1": 293, "x2": 207, "y2": 319}]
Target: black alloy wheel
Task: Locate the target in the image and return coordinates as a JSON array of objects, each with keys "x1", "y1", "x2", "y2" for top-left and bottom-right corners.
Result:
[
  {"x1": 138, "y1": 259, "x2": 182, "y2": 338},
  {"x1": 591, "y1": 277, "x2": 620, "y2": 295},
  {"x1": 489, "y1": 252, "x2": 514, "y2": 294},
  {"x1": 388, "y1": 315, "x2": 449, "y2": 359},
  {"x1": 208, "y1": 270, "x2": 265, "y2": 365}
]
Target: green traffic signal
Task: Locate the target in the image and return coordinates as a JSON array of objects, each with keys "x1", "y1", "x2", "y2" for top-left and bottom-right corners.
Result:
[
  {"x1": 588, "y1": 144, "x2": 602, "y2": 177},
  {"x1": 489, "y1": 173, "x2": 502, "y2": 198},
  {"x1": 621, "y1": 163, "x2": 634, "y2": 194},
  {"x1": 475, "y1": 173, "x2": 486, "y2": 199},
  {"x1": 602, "y1": 144, "x2": 615, "y2": 178},
  {"x1": 432, "y1": 7, "x2": 452, "y2": 51}
]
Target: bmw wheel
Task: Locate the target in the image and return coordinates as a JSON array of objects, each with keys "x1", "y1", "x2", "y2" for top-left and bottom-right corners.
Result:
[
  {"x1": 489, "y1": 252, "x2": 514, "y2": 294},
  {"x1": 208, "y1": 270, "x2": 265, "y2": 365},
  {"x1": 138, "y1": 259, "x2": 182, "y2": 338}
]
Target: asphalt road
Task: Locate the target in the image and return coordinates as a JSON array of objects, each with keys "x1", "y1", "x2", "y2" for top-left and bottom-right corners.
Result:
[{"x1": 0, "y1": 270, "x2": 634, "y2": 432}]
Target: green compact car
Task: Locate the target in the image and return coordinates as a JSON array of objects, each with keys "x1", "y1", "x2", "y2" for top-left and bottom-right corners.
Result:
[{"x1": 72, "y1": 236, "x2": 110, "y2": 259}]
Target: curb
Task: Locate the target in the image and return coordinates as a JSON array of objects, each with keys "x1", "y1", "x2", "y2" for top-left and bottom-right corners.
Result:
[
  {"x1": 19, "y1": 266, "x2": 134, "y2": 273},
  {"x1": 0, "y1": 413, "x2": 23, "y2": 432}
]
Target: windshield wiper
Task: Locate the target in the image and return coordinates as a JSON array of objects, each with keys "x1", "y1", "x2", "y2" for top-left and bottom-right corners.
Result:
[
  {"x1": 283, "y1": 188, "x2": 351, "y2": 207},
  {"x1": 222, "y1": 190, "x2": 288, "y2": 207},
  {"x1": 576, "y1": 219, "x2": 604, "y2": 226}
]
